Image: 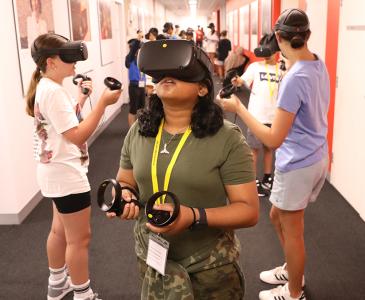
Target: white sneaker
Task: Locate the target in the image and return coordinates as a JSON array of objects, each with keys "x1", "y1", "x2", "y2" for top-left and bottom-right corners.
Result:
[
  {"x1": 260, "y1": 263, "x2": 305, "y2": 286},
  {"x1": 259, "y1": 283, "x2": 306, "y2": 300}
]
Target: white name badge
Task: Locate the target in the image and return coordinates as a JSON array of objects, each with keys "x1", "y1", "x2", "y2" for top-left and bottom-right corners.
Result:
[
  {"x1": 138, "y1": 80, "x2": 145, "y2": 88},
  {"x1": 146, "y1": 233, "x2": 169, "y2": 276}
]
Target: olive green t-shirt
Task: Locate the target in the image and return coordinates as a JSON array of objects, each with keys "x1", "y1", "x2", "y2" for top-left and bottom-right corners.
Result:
[{"x1": 120, "y1": 119, "x2": 255, "y2": 260}]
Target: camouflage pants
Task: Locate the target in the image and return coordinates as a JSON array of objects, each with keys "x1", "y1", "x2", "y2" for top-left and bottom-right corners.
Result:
[{"x1": 138, "y1": 258, "x2": 245, "y2": 300}]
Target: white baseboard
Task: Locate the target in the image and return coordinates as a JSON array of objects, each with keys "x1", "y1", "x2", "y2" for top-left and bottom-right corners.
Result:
[{"x1": 0, "y1": 106, "x2": 123, "y2": 225}]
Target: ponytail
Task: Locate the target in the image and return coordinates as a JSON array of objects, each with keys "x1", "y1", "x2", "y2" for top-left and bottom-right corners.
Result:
[{"x1": 25, "y1": 67, "x2": 42, "y2": 117}]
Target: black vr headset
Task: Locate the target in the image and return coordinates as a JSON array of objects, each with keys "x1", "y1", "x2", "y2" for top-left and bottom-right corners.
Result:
[
  {"x1": 254, "y1": 8, "x2": 310, "y2": 58},
  {"x1": 137, "y1": 40, "x2": 213, "y2": 85},
  {"x1": 31, "y1": 34, "x2": 88, "y2": 64}
]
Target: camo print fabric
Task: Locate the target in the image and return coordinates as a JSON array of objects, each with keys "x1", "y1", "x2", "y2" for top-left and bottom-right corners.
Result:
[{"x1": 135, "y1": 224, "x2": 245, "y2": 300}]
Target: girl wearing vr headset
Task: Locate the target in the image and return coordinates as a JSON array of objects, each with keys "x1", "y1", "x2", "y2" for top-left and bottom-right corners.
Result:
[
  {"x1": 107, "y1": 40, "x2": 259, "y2": 299},
  {"x1": 26, "y1": 33, "x2": 121, "y2": 300},
  {"x1": 219, "y1": 9, "x2": 329, "y2": 300}
]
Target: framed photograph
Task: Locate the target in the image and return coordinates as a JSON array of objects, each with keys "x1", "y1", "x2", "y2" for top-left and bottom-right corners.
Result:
[
  {"x1": 233, "y1": 9, "x2": 238, "y2": 46},
  {"x1": 14, "y1": 0, "x2": 55, "y2": 49},
  {"x1": 250, "y1": 0, "x2": 258, "y2": 50},
  {"x1": 261, "y1": 0, "x2": 272, "y2": 35},
  {"x1": 12, "y1": 0, "x2": 55, "y2": 95},
  {"x1": 69, "y1": 0, "x2": 91, "y2": 41},
  {"x1": 98, "y1": 0, "x2": 112, "y2": 40},
  {"x1": 98, "y1": 0, "x2": 113, "y2": 66}
]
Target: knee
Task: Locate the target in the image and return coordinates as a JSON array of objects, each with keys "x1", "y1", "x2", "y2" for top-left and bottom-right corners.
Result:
[{"x1": 67, "y1": 230, "x2": 91, "y2": 248}]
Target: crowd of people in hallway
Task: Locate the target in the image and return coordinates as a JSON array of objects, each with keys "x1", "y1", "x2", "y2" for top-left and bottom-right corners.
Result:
[{"x1": 27, "y1": 8, "x2": 330, "y2": 300}]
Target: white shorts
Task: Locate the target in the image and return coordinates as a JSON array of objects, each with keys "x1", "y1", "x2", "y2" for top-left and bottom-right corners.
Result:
[{"x1": 270, "y1": 157, "x2": 328, "y2": 211}]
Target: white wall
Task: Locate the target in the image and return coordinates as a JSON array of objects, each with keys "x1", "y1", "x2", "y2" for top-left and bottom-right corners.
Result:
[
  {"x1": 0, "y1": 0, "x2": 127, "y2": 224},
  {"x1": 331, "y1": 0, "x2": 365, "y2": 221}
]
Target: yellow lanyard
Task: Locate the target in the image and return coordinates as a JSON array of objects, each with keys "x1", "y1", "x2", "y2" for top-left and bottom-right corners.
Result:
[
  {"x1": 265, "y1": 63, "x2": 279, "y2": 99},
  {"x1": 151, "y1": 119, "x2": 192, "y2": 204}
]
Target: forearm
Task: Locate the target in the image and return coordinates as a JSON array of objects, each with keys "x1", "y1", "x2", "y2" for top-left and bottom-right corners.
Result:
[
  {"x1": 71, "y1": 101, "x2": 106, "y2": 146},
  {"x1": 236, "y1": 104, "x2": 277, "y2": 148},
  {"x1": 200, "y1": 202, "x2": 258, "y2": 230}
]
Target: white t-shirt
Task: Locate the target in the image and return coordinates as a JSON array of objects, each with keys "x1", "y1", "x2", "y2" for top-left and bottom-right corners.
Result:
[
  {"x1": 205, "y1": 31, "x2": 219, "y2": 53},
  {"x1": 241, "y1": 61, "x2": 280, "y2": 124},
  {"x1": 33, "y1": 78, "x2": 90, "y2": 197}
]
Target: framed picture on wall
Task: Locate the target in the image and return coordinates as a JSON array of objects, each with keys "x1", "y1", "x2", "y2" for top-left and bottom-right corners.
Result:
[
  {"x1": 250, "y1": 0, "x2": 258, "y2": 50},
  {"x1": 98, "y1": 0, "x2": 112, "y2": 40},
  {"x1": 233, "y1": 9, "x2": 238, "y2": 46},
  {"x1": 261, "y1": 0, "x2": 272, "y2": 35},
  {"x1": 239, "y1": 5, "x2": 249, "y2": 50},
  {"x1": 12, "y1": 0, "x2": 56, "y2": 95},
  {"x1": 69, "y1": 0, "x2": 91, "y2": 41},
  {"x1": 98, "y1": 0, "x2": 113, "y2": 66}
]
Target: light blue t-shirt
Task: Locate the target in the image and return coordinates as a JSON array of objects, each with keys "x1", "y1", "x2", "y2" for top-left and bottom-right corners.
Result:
[{"x1": 275, "y1": 56, "x2": 330, "y2": 172}]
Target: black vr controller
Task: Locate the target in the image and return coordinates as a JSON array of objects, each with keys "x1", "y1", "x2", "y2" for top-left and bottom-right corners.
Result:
[
  {"x1": 73, "y1": 75, "x2": 122, "y2": 95},
  {"x1": 97, "y1": 179, "x2": 141, "y2": 216},
  {"x1": 145, "y1": 191, "x2": 180, "y2": 227},
  {"x1": 72, "y1": 74, "x2": 91, "y2": 95},
  {"x1": 97, "y1": 179, "x2": 180, "y2": 227},
  {"x1": 219, "y1": 84, "x2": 237, "y2": 99}
]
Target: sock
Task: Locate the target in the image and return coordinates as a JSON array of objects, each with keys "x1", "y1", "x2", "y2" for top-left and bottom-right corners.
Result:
[
  {"x1": 263, "y1": 173, "x2": 272, "y2": 182},
  {"x1": 72, "y1": 280, "x2": 93, "y2": 299},
  {"x1": 49, "y1": 265, "x2": 67, "y2": 283}
]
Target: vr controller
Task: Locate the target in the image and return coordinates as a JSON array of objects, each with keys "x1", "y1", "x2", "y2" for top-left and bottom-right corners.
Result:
[
  {"x1": 72, "y1": 74, "x2": 122, "y2": 95},
  {"x1": 97, "y1": 179, "x2": 180, "y2": 227}
]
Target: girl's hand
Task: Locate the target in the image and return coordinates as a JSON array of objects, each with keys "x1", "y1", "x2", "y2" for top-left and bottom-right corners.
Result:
[
  {"x1": 216, "y1": 93, "x2": 243, "y2": 114},
  {"x1": 231, "y1": 75, "x2": 243, "y2": 87},
  {"x1": 100, "y1": 88, "x2": 122, "y2": 107},
  {"x1": 78, "y1": 79, "x2": 93, "y2": 98},
  {"x1": 146, "y1": 204, "x2": 195, "y2": 236}
]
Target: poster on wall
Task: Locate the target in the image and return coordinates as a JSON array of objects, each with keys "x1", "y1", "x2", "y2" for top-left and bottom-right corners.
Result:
[
  {"x1": 98, "y1": 0, "x2": 112, "y2": 40},
  {"x1": 14, "y1": 0, "x2": 55, "y2": 49},
  {"x1": 261, "y1": 0, "x2": 272, "y2": 35},
  {"x1": 12, "y1": 0, "x2": 56, "y2": 96},
  {"x1": 233, "y1": 9, "x2": 238, "y2": 46},
  {"x1": 239, "y1": 5, "x2": 249, "y2": 50},
  {"x1": 69, "y1": 0, "x2": 91, "y2": 41},
  {"x1": 98, "y1": 0, "x2": 113, "y2": 66},
  {"x1": 250, "y1": 1, "x2": 258, "y2": 50}
]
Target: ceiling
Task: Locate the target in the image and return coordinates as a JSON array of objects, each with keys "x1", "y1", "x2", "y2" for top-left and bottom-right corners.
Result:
[{"x1": 157, "y1": 0, "x2": 224, "y2": 17}]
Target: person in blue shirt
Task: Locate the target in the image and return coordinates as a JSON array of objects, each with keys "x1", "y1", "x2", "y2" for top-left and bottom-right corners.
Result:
[
  {"x1": 125, "y1": 38, "x2": 146, "y2": 126},
  {"x1": 219, "y1": 9, "x2": 329, "y2": 300}
]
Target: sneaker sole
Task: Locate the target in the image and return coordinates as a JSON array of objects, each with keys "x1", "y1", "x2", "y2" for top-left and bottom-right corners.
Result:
[{"x1": 47, "y1": 285, "x2": 73, "y2": 300}]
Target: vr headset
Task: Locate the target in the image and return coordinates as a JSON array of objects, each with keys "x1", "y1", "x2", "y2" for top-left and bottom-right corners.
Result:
[
  {"x1": 254, "y1": 8, "x2": 310, "y2": 58},
  {"x1": 137, "y1": 39, "x2": 213, "y2": 84},
  {"x1": 31, "y1": 34, "x2": 88, "y2": 64}
]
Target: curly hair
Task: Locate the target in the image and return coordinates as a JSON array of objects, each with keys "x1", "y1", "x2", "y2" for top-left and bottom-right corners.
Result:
[{"x1": 137, "y1": 82, "x2": 223, "y2": 138}]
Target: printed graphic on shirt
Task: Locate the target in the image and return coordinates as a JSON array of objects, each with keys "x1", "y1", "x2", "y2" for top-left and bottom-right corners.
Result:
[
  {"x1": 34, "y1": 103, "x2": 53, "y2": 163},
  {"x1": 75, "y1": 103, "x2": 89, "y2": 165},
  {"x1": 259, "y1": 72, "x2": 280, "y2": 83}
]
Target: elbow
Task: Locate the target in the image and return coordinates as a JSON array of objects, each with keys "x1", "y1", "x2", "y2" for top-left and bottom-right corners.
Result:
[{"x1": 246, "y1": 211, "x2": 259, "y2": 227}]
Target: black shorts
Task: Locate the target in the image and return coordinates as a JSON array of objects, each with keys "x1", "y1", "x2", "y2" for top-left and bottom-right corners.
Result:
[
  {"x1": 128, "y1": 83, "x2": 145, "y2": 115},
  {"x1": 51, "y1": 191, "x2": 91, "y2": 214}
]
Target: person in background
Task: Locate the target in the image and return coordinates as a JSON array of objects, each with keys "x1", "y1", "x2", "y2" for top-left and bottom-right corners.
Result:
[
  {"x1": 125, "y1": 38, "x2": 146, "y2": 127},
  {"x1": 179, "y1": 30, "x2": 187, "y2": 40},
  {"x1": 162, "y1": 22, "x2": 177, "y2": 39},
  {"x1": 195, "y1": 25, "x2": 204, "y2": 47},
  {"x1": 216, "y1": 30, "x2": 232, "y2": 80},
  {"x1": 26, "y1": 33, "x2": 121, "y2": 300},
  {"x1": 204, "y1": 23, "x2": 219, "y2": 65},
  {"x1": 145, "y1": 27, "x2": 158, "y2": 41},
  {"x1": 231, "y1": 35, "x2": 280, "y2": 196},
  {"x1": 219, "y1": 9, "x2": 329, "y2": 300},
  {"x1": 223, "y1": 46, "x2": 250, "y2": 86},
  {"x1": 174, "y1": 24, "x2": 180, "y2": 36},
  {"x1": 107, "y1": 40, "x2": 258, "y2": 299},
  {"x1": 137, "y1": 29, "x2": 144, "y2": 41},
  {"x1": 186, "y1": 30, "x2": 194, "y2": 44}
]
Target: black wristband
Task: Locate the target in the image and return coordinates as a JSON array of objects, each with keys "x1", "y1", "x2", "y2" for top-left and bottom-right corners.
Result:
[
  {"x1": 188, "y1": 207, "x2": 196, "y2": 230},
  {"x1": 197, "y1": 207, "x2": 207, "y2": 226}
]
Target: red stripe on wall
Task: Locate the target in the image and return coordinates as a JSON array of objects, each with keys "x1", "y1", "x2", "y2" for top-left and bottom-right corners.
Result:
[{"x1": 325, "y1": 0, "x2": 340, "y2": 171}]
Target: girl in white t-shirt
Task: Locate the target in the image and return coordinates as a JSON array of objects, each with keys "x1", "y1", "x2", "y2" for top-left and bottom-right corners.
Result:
[
  {"x1": 231, "y1": 53, "x2": 280, "y2": 197},
  {"x1": 25, "y1": 33, "x2": 121, "y2": 300}
]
